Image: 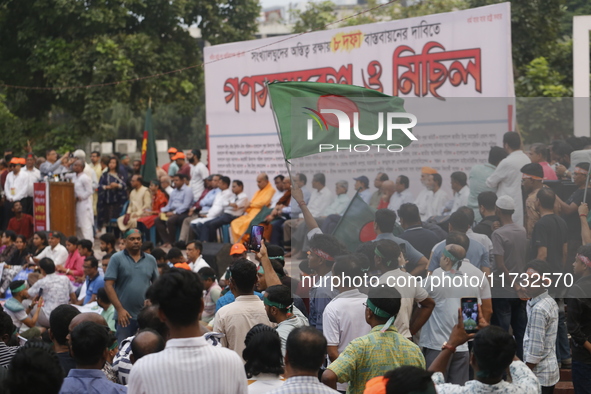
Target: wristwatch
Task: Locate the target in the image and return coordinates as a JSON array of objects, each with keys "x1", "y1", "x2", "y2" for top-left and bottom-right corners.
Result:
[{"x1": 441, "y1": 341, "x2": 457, "y2": 353}]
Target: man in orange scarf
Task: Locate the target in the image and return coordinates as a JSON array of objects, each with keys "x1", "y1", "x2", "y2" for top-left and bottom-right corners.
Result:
[{"x1": 230, "y1": 173, "x2": 275, "y2": 243}]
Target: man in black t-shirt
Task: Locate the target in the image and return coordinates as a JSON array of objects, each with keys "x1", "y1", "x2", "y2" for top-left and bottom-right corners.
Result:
[
  {"x1": 530, "y1": 188, "x2": 568, "y2": 274},
  {"x1": 557, "y1": 162, "x2": 591, "y2": 264},
  {"x1": 473, "y1": 191, "x2": 500, "y2": 239}
]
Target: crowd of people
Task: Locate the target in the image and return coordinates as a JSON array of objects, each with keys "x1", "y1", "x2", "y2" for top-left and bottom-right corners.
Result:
[{"x1": 0, "y1": 131, "x2": 590, "y2": 394}]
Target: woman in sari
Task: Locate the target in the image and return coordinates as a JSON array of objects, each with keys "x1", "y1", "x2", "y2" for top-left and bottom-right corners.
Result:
[
  {"x1": 137, "y1": 179, "x2": 169, "y2": 230},
  {"x1": 98, "y1": 156, "x2": 127, "y2": 230}
]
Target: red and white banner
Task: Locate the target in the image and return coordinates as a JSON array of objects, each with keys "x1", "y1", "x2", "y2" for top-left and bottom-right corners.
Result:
[
  {"x1": 204, "y1": 3, "x2": 513, "y2": 196},
  {"x1": 33, "y1": 182, "x2": 49, "y2": 232}
]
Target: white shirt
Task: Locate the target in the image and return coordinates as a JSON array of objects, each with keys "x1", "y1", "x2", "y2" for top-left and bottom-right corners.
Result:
[
  {"x1": 271, "y1": 189, "x2": 286, "y2": 207},
  {"x1": 420, "y1": 262, "x2": 491, "y2": 352},
  {"x1": 5, "y1": 171, "x2": 30, "y2": 202},
  {"x1": 190, "y1": 255, "x2": 210, "y2": 273},
  {"x1": 388, "y1": 188, "x2": 414, "y2": 213},
  {"x1": 467, "y1": 228, "x2": 493, "y2": 267},
  {"x1": 322, "y1": 289, "x2": 371, "y2": 392},
  {"x1": 72, "y1": 172, "x2": 93, "y2": 202},
  {"x1": 24, "y1": 167, "x2": 41, "y2": 197},
  {"x1": 307, "y1": 187, "x2": 335, "y2": 217},
  {"x1": 28, "y1": 273, "x2": 75, "y2": 318},
  {"x1": 275, "y1": 307, "x2": 309, "y2": 356},
  {"x1": 83, "y1": 163, "x2": 98, "y2": 190},
  {"x1": 36, "y1": 244, "x2": 69, "y2": 267},
  {"x1": 128, "y1": 336, "x2": 247, "y2": 394},
  {"x1": 415, "y1": 188, "x2": 433, "y2": 221},
  {"x1": 248, "y1": 374, "x2": 285, "y2": 394},
  {"x1": 486, "y1": 150, "x2": 531, "y2": 226},
  {"x1": 190, "y1": 162, "x2": 209, "y2": 201},
  {"x1": 429, "y1": 188, "x2": 449, "y2": 217},
  {"x1": 378, "y1": 269, "x2": 429, "y2": 339},
  {"x1": 224, "y1": 192, "x2": 249, "y2": 216},
  {"x1": 451, "y1": 185, "x2": 470, "y2": 214},
  {"x1": 191, "y1": 188, "x2": 232, "y2": 225}
]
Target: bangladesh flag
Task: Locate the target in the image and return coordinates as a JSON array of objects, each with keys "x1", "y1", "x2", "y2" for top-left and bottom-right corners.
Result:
[
  {"x1": 268, "y1": 81, "x2": 416, "y2": 160},
  {"x1": 332, "y1": 192, "x2": 377, "y2": 252},
  {"x1": 140, "y1": 108, "x2": 158, "y2": 184}
]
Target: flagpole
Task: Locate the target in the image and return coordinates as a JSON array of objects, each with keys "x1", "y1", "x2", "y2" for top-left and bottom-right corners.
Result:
[
  {"x1": 584, "y1": 161, "x2": 591, "y2": 203},
  {"x1": 267, "y1": 81, "x2": 293, "y2": 181},
  {"x1": 331, "y1": 190, "x2": 361, "y2": 235}
]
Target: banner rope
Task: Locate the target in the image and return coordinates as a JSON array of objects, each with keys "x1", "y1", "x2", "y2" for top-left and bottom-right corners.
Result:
[{"x1": 0, "y1": 0, "x2": 399, "y2": 91}]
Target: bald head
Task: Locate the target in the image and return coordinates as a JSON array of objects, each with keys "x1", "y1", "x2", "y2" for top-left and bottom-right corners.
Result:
[
  {"x1": 130, "y1": 329, "x2": 165, "y2": 364},
  {"x1": 257, "y1": 173, "x2": 269, "y2": 190},
  {"x1": 381, "y1": 180, "x2": 396, "y2": 197},
  {"x1": 69, "y1": 313, "x2": 108, "y2": 333},
  {"x1": 446, "y1": 244, "x2": 466, "y2": 260}
]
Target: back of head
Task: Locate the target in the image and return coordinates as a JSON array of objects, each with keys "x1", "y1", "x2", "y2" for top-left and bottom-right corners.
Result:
[
  {"x1": 446, "y1": 231, "x2": 470, "y2": 252},
  {"x1": 457, "y1": 206, "x2": 475, "y2": 224},
  {"x1": 151, "y1": 248, "x2": 167, "y2": 262},
  {"x1": 308, "y1": 233, "x2": 347, "y2": 262},
  {"x1": 137, "y1": 305, "x2": 169, "y2": 339},
  {"x1": 70, "y1": 321, "x2": 109, "y2": 367},
  {"x1": 265, "y1": 285, "x2": 293, "y2": 313},
  {"x1": 285, "y1": 326, "x2": 327, "y2": 373},
  {"x1": 167, "y1": 247, "x2": 183, "y2": 261},
  {"x1": 49, "y1": 304, "x2": 81, "y2": 346},
  {"x1": 488, "y1": 146, "x2": 508, "y2": 166},
  {"x1": 536, "y1": 187, "x2": 556, "y2": 210},
  {"x1": 230, "y1": 258, "x2": 258, "y2": 293},
  {"x1": 141, "y1": 241, "x2": 154, "y2": 253},
  {"x1": 503, "y1": 131, "x2": 521, "y2": 150},
  {"x1": 266, "y1": 244, "x2": 285, "y2": 265},
  {"x1": 332, "y1": 254, "x2": 368, "y2": 279},
  {"x1": 374, "y1": 239, "x2": 401, "y2": 269},
  {"x1": 384, "y1": 366, "x2": 434, "y2": 394},
  {"x1": 552, "y1": 140, "x2": 573, "y2": 157},
  {"x1": 477, "y1": 191, "x2": 497, "y2": 211},
  {"x1": 131, "y1": 329, "x2": 165, "y2": 363},
  {"x1": 96, "y1": 287, "x2": 110, "y2": 305},
  {"x1": 397, "y1": 203, "x2": 421, "y2": 224},
  {"x1": 367, "y1": 286, "x2": 402, "y2": 319},
  {"x1": 149, "y1": 268, "x2": 204, "y2": 327},
  {"x1": 448, "y1": 211, "x2": 471, "y2": 233},
  {"x1": 243, "y1": 324, "x2": 284, "y2": 378},
  {"x1": 473, "y1": 326, "x2": 516, "y2": 379},
  {"x1": 198, "y1": 267, "x2": 217, "y2": 282},
  {"x1": 39, "y1": 258, "x2": 56, "y2": 274},
  {"x1": 375, "y1": 209, "x2": 397, "y2": 233},
  {"x1": 6, "y1": 342, "x2": 64, "y2": 394},
  {"x1": 576, "y1": 162, "x2": 591, "y2": 172},
  {"x1": 0, "y1": 309, "x2": 15, "y2": 338}
]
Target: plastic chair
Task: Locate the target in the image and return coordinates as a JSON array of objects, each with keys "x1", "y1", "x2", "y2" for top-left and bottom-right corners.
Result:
[
  {"x1": 219, "y1": 224, "x2": 231, "y2": 243},
  {"x1": 108, "y1": 200, "x2": 129, "y2": 233}
]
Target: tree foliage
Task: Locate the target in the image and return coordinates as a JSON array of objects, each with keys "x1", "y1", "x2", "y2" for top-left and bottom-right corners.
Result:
[
  {"x1": 292, "y1": 1, "x2": 338, "y2": 33},
  {"x1": 0, "y1": 0, "x2": 259, "y2": 154}
]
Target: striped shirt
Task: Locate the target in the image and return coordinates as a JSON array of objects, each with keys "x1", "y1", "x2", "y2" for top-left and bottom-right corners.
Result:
[
  {"x1": 267, "y1": 376, "x2": 339, "y2": 394},
  {"x1": 127, "y1": 336, "x2": 247, "y2": 394},
  {"x1": 0, "y1": 342, "x2": 19, "y2": 368},
  {"x1": 524, "y1": 291, "x2": 559, "y2": 387}
]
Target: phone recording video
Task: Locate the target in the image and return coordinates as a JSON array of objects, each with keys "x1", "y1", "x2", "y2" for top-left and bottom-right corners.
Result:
[
  {"x1": 249, "y1": 225, "x2": 264, "y2": 252},
  {"x1": 461, "y1": 297, "x2": 479, "y2": 334}
]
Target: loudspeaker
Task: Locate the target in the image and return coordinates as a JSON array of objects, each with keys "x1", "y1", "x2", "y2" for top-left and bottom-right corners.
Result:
[{"x1": 201, "y1": 243, "x2": 231, "y2": 278}]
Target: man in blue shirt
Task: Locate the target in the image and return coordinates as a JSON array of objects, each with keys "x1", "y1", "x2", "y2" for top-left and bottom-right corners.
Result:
[
  {"x1": 60, "y1": 321, "x2": 127, "y2": 393},
  {"x1": 105, "y1": 229, "x2": 159, "y2": 343},
  {"x1": 154, "y1": 173, "x2": 193, "y2": 247},
  {"x1": 79, "y1": 256, "x2": 104, "y2": 305}
]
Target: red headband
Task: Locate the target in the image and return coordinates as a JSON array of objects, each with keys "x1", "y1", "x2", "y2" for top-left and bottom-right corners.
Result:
[{"x1": 310, "y1": 249, "x2": 334, "y2": 261}]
